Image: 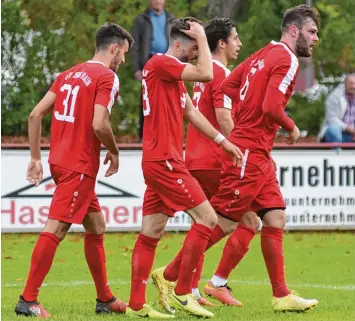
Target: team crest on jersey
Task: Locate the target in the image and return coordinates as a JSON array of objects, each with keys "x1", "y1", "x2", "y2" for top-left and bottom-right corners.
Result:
[
  {"x1": 249, "y1": 59, "x2": 264, "y2": 71},
  {"x1": 194, "y1": 82, "x2": 205, "y2": 91}
]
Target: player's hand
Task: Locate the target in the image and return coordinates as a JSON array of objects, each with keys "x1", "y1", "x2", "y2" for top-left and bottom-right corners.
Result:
[
  {"x1": 220, "y1": 139, "x2": 244, "y2": 167},
  {"x1": 285, "y1": 125, "x2": 301, "y2": 145},
  {"x1": 181, "y1": 21, "x2": 206, "y2": 40},
  {"x1": 135, "y1": 70, "x2": 143, "y2": 81},
  {"x1": 26, "y1": 159, "x2": 43, "y2": 187},
  {"x1": 103, "y1": 151, "x2": 119, "y2": 177}
]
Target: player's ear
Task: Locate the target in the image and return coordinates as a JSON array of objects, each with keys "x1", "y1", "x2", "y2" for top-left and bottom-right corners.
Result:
[
  {"x1": 218, "y1": 39, "x2": 226, "y2": 49},
  {"x1": 109, "y1": 43, "x2": 120, "y2": 56},
  {"x1": 289, "y1": 24, "x2": 299, "y2": 38},
  {"x1": 174, "y1": 39, "x2": 182, "y2": 52}
]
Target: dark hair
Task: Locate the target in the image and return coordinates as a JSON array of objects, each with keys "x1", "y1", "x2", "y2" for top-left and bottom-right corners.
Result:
[
  {"x1": 282, "y1": 4, "x2": 320, "y2": 33},
  {"x1": 169, "y1": 17, "x2": 203, "y2": 44},
  {"x1": 96, "y1": 23, "x2": 134, "y2": 51},
  {"x1": 204, "y1": 18, "x2": 236, "y2": 52}
]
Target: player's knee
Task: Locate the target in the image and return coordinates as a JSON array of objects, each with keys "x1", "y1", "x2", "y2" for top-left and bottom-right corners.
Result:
[
  {"x1": 278, "y1": 214, "x2": 286, "y2": 229},
  {"x1": 217, "y1": 215, "x2": 238, "y2": 235},
  {"x1": 240, "y1": 211, "x2": 260, "y2": 230},
  {"x1": 141, "y1": 224, "x2": 165, "y2": 239},
  {"x1": 83, "y1": 212, "x2": 106, "y2": 234},
  {"x1": 89, "y1": 223, "x2": 105, "y2": 235},
  {"x1": 220, "y1": 223, "x2": 237, "y2": 235},
  {"x1": 262, "y1": 209, "x2": 286, "y2": 229},
  {"x1": 203, "y1": 212, "x2": 218, "y2": 229},
  {"x1": 43, "y1": 220, "x2": 71, "y2": 240}
]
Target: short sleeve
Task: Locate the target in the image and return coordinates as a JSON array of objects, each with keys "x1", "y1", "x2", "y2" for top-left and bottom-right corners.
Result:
[
  {"x1": 155, "y1": 55, "x2": 187, "y2": 81},
  {"x1": 268, "y1": 53, "x2": 299, "y2": 95},
  {"x1": 212, "y1": 68, "x2": 232, "y2": 109},
  {"x1": 49, "y1": 73, "x2": 61, "y2": 94},
  {"x1": 95, "y1": 72, "x2": 120, "y2": 114}
]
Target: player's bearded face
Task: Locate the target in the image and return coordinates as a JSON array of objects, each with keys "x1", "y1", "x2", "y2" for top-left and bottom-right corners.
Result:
[
  {"x1": 180, "y1": 41, "x2": 198, "y2": 63},
  {"x1": 295, "y1": 20, "x2": 318, "y2": 58},
  {"x1": 110, "y1": 41, "x2": 129, "y2": 71},
  {"x1": 295, "y1": 31, "x2": 311, "y2": 57}
]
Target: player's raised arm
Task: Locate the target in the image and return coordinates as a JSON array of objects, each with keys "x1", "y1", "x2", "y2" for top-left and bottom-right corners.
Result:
[
  {"x1": 154, "y1": 18, "x2": 212, "y2": 83},
  {"x1": 184, "y1": 93, "x2": 243, "y2": 165},
  {"x1": 180, "y1": 21, "x2": 213, "y2": 82},
  {"x1": 27, "y1": 90, "x2": 56, "y2": 186}
]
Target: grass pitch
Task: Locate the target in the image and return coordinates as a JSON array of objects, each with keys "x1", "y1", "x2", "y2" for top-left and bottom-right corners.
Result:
[{"x1": 2, "y1": 231, "x2": 354, "y2": 321}]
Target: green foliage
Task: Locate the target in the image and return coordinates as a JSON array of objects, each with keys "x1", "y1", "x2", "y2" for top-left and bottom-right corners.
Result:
[
  {"x1": 2, "y1": 0, "x2": 355, "y2": 137},
  {"x1": 287, "y1": 93, "x2": 327, "y2": 135}
]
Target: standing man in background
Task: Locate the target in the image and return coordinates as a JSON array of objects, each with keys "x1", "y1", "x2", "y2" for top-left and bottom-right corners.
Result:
[{"x1": 131, "y1": 0, "x2": 176, "y2": 141}]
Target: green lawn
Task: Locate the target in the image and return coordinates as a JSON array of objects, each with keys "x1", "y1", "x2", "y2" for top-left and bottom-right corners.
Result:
[{"x1": 2, "y1": 232, "x2": 355, "y2": 321}]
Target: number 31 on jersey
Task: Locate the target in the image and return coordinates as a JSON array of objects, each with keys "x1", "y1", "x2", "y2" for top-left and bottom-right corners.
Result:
[{"x1": 55, "y1": 84, "x2": 80, "y2": 123}]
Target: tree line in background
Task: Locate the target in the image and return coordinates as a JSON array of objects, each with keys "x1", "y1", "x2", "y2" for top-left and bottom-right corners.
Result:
[{"x1": 2, "y1": 0, "x2": 355, "y2": 138}]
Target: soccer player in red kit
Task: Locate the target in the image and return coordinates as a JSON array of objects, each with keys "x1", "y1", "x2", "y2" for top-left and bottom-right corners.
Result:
[
  {"x1": 204, "y1": 5, "x2": 320, "y2": 311},
  {"x1": 15, "y1": 23, "x2": 133, "y2": 318},
  {"x1": 153, "y1": 18, "x2": 244, "y2": 308},
  {"x1": 126, "y1": 18, "x2": 243, "y2": 319}
]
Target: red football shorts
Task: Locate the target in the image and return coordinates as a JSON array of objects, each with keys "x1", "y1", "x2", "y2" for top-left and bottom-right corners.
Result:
[
  {"x1": 142, "y1": 159, "x2": 207, "y2": 217},
  {"x1": 210, "y1": 148, "x2": 285, "y2": 222},
  {"x1": 49, "y1": 164, "x2": 101, "y2": 224},
  {"x1": 189, "y1": 169, "x2": 221, "y2": 200}
]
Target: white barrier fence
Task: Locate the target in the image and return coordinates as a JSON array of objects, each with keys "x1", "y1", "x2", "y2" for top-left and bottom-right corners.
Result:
[{"x1": 1, "y1": 149, "x2": 355, "y2": 232}]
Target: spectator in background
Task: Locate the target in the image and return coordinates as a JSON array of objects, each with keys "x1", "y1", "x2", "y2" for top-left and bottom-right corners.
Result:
[
  {"x1": 131, "y1": 0, "x2": 176, "y2": 141},
  {"x1": 318, "y1": 73, "x2": 355, "y2": 143}
]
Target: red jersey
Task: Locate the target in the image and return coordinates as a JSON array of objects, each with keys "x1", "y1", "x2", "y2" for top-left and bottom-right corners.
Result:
[
  {"x1": 142, "y1": 54, "x2": 187, "y2": 161},
  {"x1": 48, "y1": 61, "x2": 119, "y2": 178},
  {"x1": 223, "y1": 41, "x2": 299, "y2": 154},
  {"x1": 185, "y1": 60, "x2": 232, "y2": 170}
]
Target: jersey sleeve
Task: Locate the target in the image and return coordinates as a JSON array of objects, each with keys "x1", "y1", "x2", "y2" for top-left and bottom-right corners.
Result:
[
  {"x1": 267, "y1": 53, "x2": 299, "y2": 94},
  {"x1": 155, "y1": 56, "x2": 187, "y2": 81},
  {"x1": 212, "y1": 68, "x2": 232, "y2": 109},
  {"x1": 49, "y1": 74, "x2": 61, "y2": 94},
  {"x1": 262, "y1": 86, "x2": 295, "y2": 131},
  {"x1": 220, "y1": 57, "x2": 250, "y2": 101},
  {"x1": 261, "y1": 50, "x2": 299, "y2": 131},
  {"x1": 94, "y1": 72, "x2": 120, "y2": 114}
]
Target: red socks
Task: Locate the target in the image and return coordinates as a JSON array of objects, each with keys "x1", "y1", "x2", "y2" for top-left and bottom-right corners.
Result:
[
  {"x1": 261, "y1": 227, "x2": 291, "y2": 298},
  {"x1": 174, "y1": 224, "x2": 212, "y2": 295},
  {"x1": 129, "y1": 233, "x2": 159, "y2": 310},
  {"x1": 192, "y1": 254, "x2": 204, "y2": 289},
  {"x1": 192, "y1": 224, "x2": 225, "y2": 288},
  {"x1": 84, "y1": 233, "x2": 113, "y2": 302},
  {"x1": 215, "y1": 225, "x2": 256, "y2": 279},
  {"x1": 22, "y1": 232, "x2": 61, "y2": 301},
  {"x1": 164, "y1": 224, "x2": 225, "y2": 283}
]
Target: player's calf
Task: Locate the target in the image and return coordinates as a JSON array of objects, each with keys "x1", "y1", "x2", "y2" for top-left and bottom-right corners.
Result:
[{"x1": 15, "y1": 295, "x2": 50, "y2": 318}]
